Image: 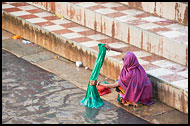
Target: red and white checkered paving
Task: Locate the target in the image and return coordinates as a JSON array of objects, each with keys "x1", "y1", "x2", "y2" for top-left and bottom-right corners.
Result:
[
  {"x1": 2, "y1": 2, "x2": 188, "y2": 91},
  {"x1": 72, "y1": 2, "x2": 188, "y2": 45}
]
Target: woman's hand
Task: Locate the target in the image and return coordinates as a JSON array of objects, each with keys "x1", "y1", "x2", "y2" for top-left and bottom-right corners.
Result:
[
  {"x1": 104, "y1": 44, "x2": 125, "y2": 53},
  {"x1": 90, "y1": 80, "x2": 97, "y2": 86},
  {"x1": 104, "y1": 44, "x2": 111, "y2": 51}
]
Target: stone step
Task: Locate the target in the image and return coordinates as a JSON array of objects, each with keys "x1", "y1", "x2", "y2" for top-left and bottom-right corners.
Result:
[
  {"x1": 120, "y1": 2, "x2": 188, "y2": 26},
  {"x1": 2, "y1": 2, "x2": 188, "y2": 114},
  {"x1": 27, "y1": 2, "x2": 188, "y2": 66}
]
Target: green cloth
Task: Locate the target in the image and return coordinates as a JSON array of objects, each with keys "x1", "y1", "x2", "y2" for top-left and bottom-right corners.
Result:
[{"x1": 80, "y1": 43, "x2": 106, "y2": 108}]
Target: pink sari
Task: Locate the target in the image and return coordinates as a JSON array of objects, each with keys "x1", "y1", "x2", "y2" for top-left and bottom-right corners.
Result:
[{"x1": 118, "y1": 52, "x2": 153, "y2": 105}]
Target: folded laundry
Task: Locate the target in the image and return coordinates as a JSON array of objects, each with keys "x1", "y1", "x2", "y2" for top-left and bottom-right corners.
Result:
[
  {"x1": 97, "y1": 85, "x2": 111, "y2": 96},
  {"x1": 97, "y1": 81, "x2": 111, "y2": 96}
]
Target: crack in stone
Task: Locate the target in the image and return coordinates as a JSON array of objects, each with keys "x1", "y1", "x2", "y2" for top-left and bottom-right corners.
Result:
[{"x1": 152, "y1": 109, "x2": 175, "y2": 117}]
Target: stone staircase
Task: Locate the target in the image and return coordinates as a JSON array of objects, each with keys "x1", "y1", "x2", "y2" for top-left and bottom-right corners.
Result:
[
  {"x1": 2, "y1": 2, "x2": 188, "y2": 114},
  {"x1": 27, "y1": 2, "x2": 188, "y2": 66}
]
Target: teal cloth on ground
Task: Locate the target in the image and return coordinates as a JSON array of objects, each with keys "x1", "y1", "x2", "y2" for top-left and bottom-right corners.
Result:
[
  {"x1": 102, "y1": 81, "x2": 109, "y2": 84},
  {"x1": 80, "y1": 43, "x2": 106, "y2": 108}
]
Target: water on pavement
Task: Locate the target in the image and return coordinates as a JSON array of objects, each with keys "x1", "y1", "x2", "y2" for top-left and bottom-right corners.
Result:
[{"x1": 2, "y1": 50, "x2": 149, "y2": 124}]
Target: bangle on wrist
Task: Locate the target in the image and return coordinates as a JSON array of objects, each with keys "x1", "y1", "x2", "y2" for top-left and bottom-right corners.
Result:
[{"x1": 97, "y1": 81, "x2": 100, "y2": 86}]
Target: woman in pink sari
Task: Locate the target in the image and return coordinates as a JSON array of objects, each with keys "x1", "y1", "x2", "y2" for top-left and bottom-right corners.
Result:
[{"x1": 90, "y1": 45, "x2": 153, "y2": 106}]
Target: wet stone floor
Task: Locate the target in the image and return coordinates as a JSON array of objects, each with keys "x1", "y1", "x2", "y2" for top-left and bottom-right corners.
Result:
[{"x1": 2, "y1": 50, "x2": 149, "y2": 124}]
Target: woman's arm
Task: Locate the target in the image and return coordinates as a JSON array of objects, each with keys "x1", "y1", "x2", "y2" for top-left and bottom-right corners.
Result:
[
  {"x1": 99, "y1": 82, "x2": 119, "y2": 88},
  {"x1": 90, "y1": 80, "x2": 119, "y2": 88},
  {"x1": 104, "y1": 44, "x2": 126, "y2": 61},
  {"x1": 110, "y1": 47, "x2": 125, "y2": 53},
  {"x1": 104, "y1": 44, "x2": 125, "y2": 53}
]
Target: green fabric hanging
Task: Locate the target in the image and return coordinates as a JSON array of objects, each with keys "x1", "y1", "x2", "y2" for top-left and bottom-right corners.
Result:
[{"x1": 80, "y1": 43, "x2": 106, "y2": 108}]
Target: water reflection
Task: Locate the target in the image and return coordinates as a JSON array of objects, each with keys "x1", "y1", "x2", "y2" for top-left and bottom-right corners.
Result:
[{"x1": 84, "y1": 106, "x2": 101, "y2": 123}]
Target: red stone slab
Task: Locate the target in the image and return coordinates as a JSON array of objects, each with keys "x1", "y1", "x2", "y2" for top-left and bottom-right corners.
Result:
[
  {"x1": 10, "y1": 2, "x2": 28, "y2": 7},
  {"x1": 52, "y1": 29, "x2": 73, "y2": 34},
  {"x1": 97, "y1": 38, "x2": 118, "y2": 44},
  {"x1": 78, "y1": 30, "x2": 98, "y2": 36},
  {"x1": 135, "y1": 13, "x2": 153, "y2": 18},
  {"x1": 87, "y1": 5, "x2": 106, "y2": 11},
  {"x1": 126, "y1": 20, "x2": 149, "y2": 25},
  {"x1": 148, "y1": 27, "x2": 171, "y2": 33},
  {"x1": 111, "y1": 5, "x2": 130, "y2": 11},
  {"x1": 159, "y1": 74, "x2": 187, "y2": 82},
  {"x1": 140, "y1": 55, "x2": 164, "y2": 62},
  {"x1": 120, "y1": 46, "x2": 141, "y2": 52},
  {"x1": 26, "y1": 9, "x2": 44, "y2": 14},
  {"x1": 105, "y1": 12, "x2": 126, "y2": 18},
  {"x1": 60, "y1": 23, "x2": 80, "y2": 28},
  {"x1": 3, "y1": 7, "x2": 22, "y2": 12},
  {"x1": 34, "y1": 21, "x2": 55, "y2": 27},
  {"x1": 141, "y1": 63, "x2": 160, "y2": 71},
  {"x1": 43, "y1": 16, "x2": 60, "y2": 21},
  {"x1": 164, "y1": 65, "x2": 188, "y2": 73},
  {"x1": 71, "y1": 37, "x2": 93, "y2": 43},
  {"x1": 18, "y1": 14, "x2": 38, "y2": 19},
  {"x1": 153, "y1": 21, "x2": 175, "y2": 26}
]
